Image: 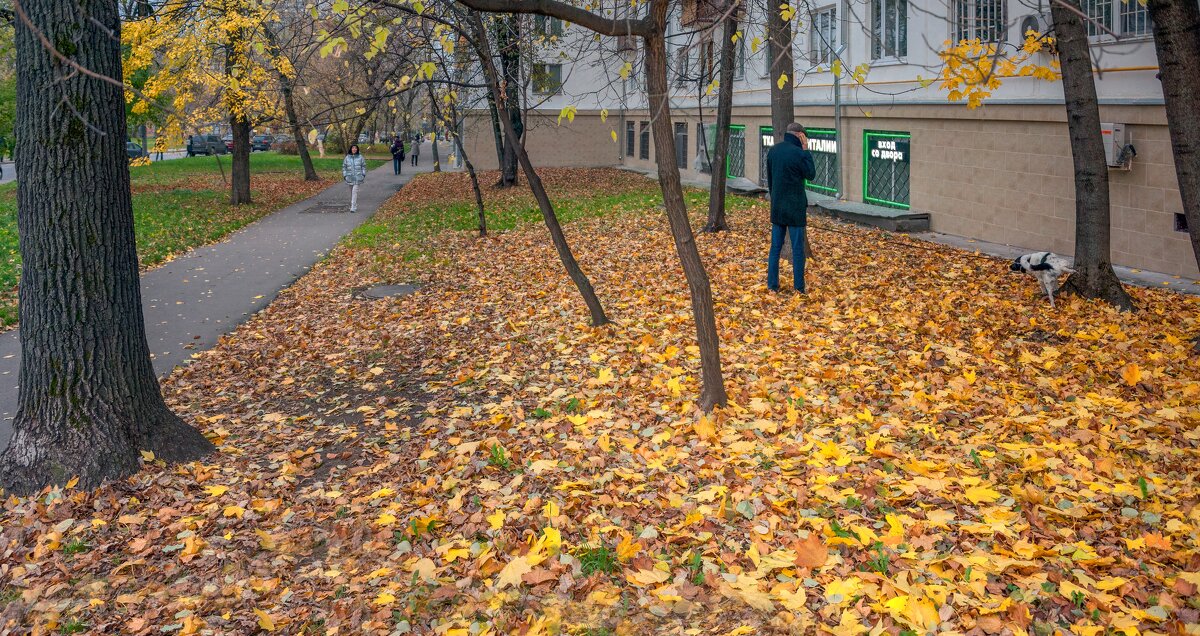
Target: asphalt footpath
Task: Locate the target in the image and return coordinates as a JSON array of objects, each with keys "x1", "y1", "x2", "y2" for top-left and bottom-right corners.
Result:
[{"x1": 0, "y1": 160, "x2": 437, "y2": 450}]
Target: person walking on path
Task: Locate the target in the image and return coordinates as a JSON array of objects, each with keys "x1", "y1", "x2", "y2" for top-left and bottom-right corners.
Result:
[
  {"x1": 390, "y1": 136, "x2": 405, "y2": 175},
  {"x1": 410, "y1": 136, "x2": 420, "y2": 167},
  {"x1": 342, "y1": 144, "x2": 367, "y2": 213},
  {"x1": 765, "y1": 122, "x2": 817, "y2": 293}
]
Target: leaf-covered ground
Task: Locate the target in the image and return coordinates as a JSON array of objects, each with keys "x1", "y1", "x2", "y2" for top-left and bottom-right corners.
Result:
[
  {"x1": 0, "y1": 154, "x2": 370, "y2": 327},
  {"x1": 2, "y1": 168, "x2": 1199, "y2": 636}
]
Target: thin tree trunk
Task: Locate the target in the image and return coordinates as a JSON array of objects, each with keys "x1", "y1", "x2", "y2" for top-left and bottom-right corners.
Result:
[
  {"x1": 1051, "y1": 0, "x2": 1133, "y2": 310},
  {"x1": 496, "y1": 14, "x2": 522, "y2": 187},
  {"x1": 1147, "y1": 0, "x2": 1200, "y2": 271},
  {"x1": 282, "y1": 79, "x2": 319, "y2": 181},
  {"x1": 646, "y1": 0, "x2": 728, "y2": 410},
  {"x1": 766, "y1": 0, "x2": 794, "y2": 143},
  {"x1": 0, "y1": 0, "x2": 213, "y2": 494},
  {"x1": 430, "y1": 81, "x2": 488, "y2": 236},
  {"x1": 470, "y1": 11, "x2": 609, "y2": 326},
  {"x1": 428, "y1": 86, "x2": 442, "y2": 172},
  {"x1": 486, "y1": 89, "x2": 507, "y2": 174},
  {"x1": 704, "y1": 11, "x2": 737, "y2": 233}
]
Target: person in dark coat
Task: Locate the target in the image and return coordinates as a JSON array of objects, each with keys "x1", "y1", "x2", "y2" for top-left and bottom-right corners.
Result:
[
  {"x1": 390, "y1": 136, "x2": 405, "y2": 175},
  {"x1": 765, "y1": 122, "x2": 817, "y2": 293}
]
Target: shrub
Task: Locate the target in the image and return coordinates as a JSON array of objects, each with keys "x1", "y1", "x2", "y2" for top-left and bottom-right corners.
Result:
[{"x1": 275, "y1": 141, "x2": 299, "y2": 155}]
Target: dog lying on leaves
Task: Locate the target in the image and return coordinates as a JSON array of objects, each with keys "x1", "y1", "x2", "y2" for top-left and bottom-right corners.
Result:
[{"x1": 1010, "y1": 252, "x2": 1074, "y2": 308}]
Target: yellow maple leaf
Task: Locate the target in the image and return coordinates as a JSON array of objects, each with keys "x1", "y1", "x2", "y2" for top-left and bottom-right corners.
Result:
[
  {"x1": 374, "y1": 591, "x2": 396, "y2": 605},
  {"x1": 964, "y1": 485, "x2": 1001, "y2": 504},
  {"x1": 1120, "y1": 363, "x2": 1142, "y2": 386},
  {"x1": 203, "y1": 485, "x2": 228, "y2": 497},
  {"x1": 693, "y1": 416, "x2": 718, "y2": 440},
  {"x1": 487, "y1": 510, "x2": 505, "y2": 530},
  {"x1": 596, "y1": 368, "x2": 615, "y2": 384},
  {"x1": 254, "y1": 609, "x2": 276, "y2": 632},
  {"x1": 497, "y1": 556, "x2": 533, "y2": 589}
]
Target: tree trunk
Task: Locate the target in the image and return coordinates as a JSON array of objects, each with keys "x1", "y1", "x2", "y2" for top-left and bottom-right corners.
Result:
[
  {"x1": 495, "y1": 14, "x2": 522, "y2": 187},
  {"x1": 1148, "y1": 0, "x2": 1200, "y2": 271},
  {"x1": 230, "y1": 114, "x2": 252, "y2": 204},
  {"x1": 470, "y1": 11, "x2": 609, "y2": 326},
  {"x1": 766, "y1": 0, "x2": 794, "y2": 143},
  {"x1": 0, "y1": 0, "x2": 213, "y2": 494},
  {"x1": 430, "y1": 81, "x2": 488, "y2": 236},
  {"x1": 703, "y1": 12, "x2": 738, "y2": 233},
  {"x1": 282, "y1": 77, "x2": 319, "y2": 181},
  {"x1": 428, "y1": 86, "x2": 442, "y2": 173},
  {"x1": 646, "y1": 0, "x2": 728, "y2": 410},
  {"x1": 486, "y1": 89, "x2": 507, "y2": 174},
  {"x1": 1051, "y1": 0, "x2": 1133, "y2": 310}
]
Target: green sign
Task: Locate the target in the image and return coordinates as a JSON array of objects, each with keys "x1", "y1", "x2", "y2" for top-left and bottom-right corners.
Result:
[{"x1": 863, "y1": 130, "x2": 911, "y2": 209}]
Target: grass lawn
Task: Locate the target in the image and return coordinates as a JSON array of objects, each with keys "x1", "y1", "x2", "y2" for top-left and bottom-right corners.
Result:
[
  {"x1": 0, "y1": 153, "x2": 381, "y2": 327},
  {"x1": 2, "y1": 169, "x2": 1198, "y2": 635}
]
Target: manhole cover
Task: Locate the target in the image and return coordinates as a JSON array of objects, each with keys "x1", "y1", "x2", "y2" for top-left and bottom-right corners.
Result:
[
  {"x1": 301, "y1": 203, "x2": 349, "y2": 214},
  {"x1": 361, "y1": 284, "x2": 419, "y2": 299}
]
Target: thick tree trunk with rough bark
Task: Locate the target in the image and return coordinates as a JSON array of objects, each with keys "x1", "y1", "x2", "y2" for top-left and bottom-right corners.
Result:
[
  {"x1": 0, "y1": 0, "x2": 213, "y2": 495},
  {"x1": 1147, "y1": 0, "x2": 1200, "y2": 271},
  {"x1": 496, "y1": 14, "x2": 523, "y2": 187},
  {"x1": 230, "y1": 115, "x2": 252, "y2": 204},
  {"x1": 646, "y1": 0, "x2": 728, "y2": 410},
  {"x1": 470, "y1": 12, "x2": 609, "y2": 326},
  {"x1": 704, "y1": 12, "x2": 738, "y2": 233},
  {"x1": 766, "y1": 0, "x2": 794, "y2": 142},
  {"x1": 1051, "y1": 0, "x2": 1133, "y2": 310}
]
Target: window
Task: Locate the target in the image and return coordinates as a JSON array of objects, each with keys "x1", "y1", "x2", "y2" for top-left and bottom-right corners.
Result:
[
  {"x1": 733, "y1": 30, "x2": 746, "y2": 80},
  {"x1": 639, "y1": 121, "x2": 650, "y2": 160},
  {"x1": 1080, "y1": 0, "x2": 1153, "y2": 38},
  {"x1": 870, "y1": 0, "x2": 907, "y2": 60},
  {"x1": 674, "y1": 47, "x2": 691, "y2": 86},
  {"x1": 534, "y1": 15, "x2": 564, "y2": 37},
  {"x1": 626, "y1": 121, "x2": 635, "y2": 158},
  {"x1": 863, "y1": 130, "x2": 911, "y2": 209},
  {"x1": 954, "y1": 0, "x2": 1006, "y2": 43},
  {"x1": 674, "y1": 122, "x2": 689, "y2": 169},
  {"x1": 727, "y1": 125, "x2": 746, "y2": 178},
  {"x1": 810, "y1": 6, "x2": 838, "y2": 65},
  {"x1": 698, "y1": 123, "x2": 713, "y2": 173},
  {"x1": 532, "y1": 63, "x2": 563, "y2": 94}
]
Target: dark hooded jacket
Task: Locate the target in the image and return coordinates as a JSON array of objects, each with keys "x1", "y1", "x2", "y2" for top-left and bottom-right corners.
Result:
[{"x1": 765, "y1": 133, "x2": 817, "y2": 226}]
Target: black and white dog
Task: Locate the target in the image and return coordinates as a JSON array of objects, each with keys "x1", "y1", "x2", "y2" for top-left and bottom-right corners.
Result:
[{"x1": 1009, "y1": 252, "x2": 1074, "y2": 308}]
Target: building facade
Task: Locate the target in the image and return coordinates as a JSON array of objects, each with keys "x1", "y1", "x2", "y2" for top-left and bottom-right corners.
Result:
[{"x1": 460, "y1": 1, "x2": 1197, "y2": 278}]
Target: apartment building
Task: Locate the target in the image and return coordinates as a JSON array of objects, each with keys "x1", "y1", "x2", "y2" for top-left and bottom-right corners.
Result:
[{"x1": 459, "y1": 1, "x2": 1197, "y2": 278}]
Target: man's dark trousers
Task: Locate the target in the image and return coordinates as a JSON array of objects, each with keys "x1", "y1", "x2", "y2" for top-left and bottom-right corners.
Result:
[{"x1": 767, "y1": 223, "x2": 806, "y2": 292}]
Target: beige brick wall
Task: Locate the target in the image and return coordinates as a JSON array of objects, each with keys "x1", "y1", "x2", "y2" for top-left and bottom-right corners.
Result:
[
  {"x1": 465, "y1": 103, "x2": 1197, "y2": 278},
  {"x1": 461, "y1": 110, "x2": 619, "y2": 171}
]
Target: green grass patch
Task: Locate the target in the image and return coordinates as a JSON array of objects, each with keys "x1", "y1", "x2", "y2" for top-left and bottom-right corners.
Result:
[{"x1": 0, "y1": 153, "x2": 380, "y2": 327}]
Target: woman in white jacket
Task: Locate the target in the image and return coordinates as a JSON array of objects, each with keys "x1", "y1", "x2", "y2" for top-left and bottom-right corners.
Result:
[{"x1": 341, "y1": 144, "x2": 367, "y2": 212}]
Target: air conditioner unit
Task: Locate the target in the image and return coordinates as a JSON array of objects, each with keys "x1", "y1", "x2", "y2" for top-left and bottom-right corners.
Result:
[
  {"x1": 1101, "y1": 123, "x2": 1136, "y2": 170},
  {"x1": 1017, "y1": 12, "x2": 1055, "y2": 51}
]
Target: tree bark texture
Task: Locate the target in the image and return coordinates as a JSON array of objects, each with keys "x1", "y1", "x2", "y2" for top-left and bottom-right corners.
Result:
[
  {"x1": 485, "y1": 88, "x2": 507, "y2": 175},
  {"x1": 282, "y1": 77, "x2": 320, "y2": 181},
  {"x1": 429, "y1": 81, "x2": 487, "y2": 236},
  {"x1": 1051, "y1": 0, "x2": 1133, "y2": 310},
  {"x1": 230, "y1": 114, "x2": 252, "y2": 204},
  {"x1": 428, "y1": 86, "x2": 442, "y2": 173},
  {"x1": 495, "y1": 14, "x2": 523, "y2": 187},
  {"x1": 766, "y1": 0, "x2": 794, "y2": 142},
  {"x1": 1148, "y1": 0, "x2": 1200, "y2": 271},
  {"x1": 0, "y1": 0, "x2": 213, "y2": 494},
  {"x1": 470, "y1": 12, "x2": 609, "y2": 326},
  {"x1": 704, "y1": 11, "x2": 738, "y2": 233},
  {"x1": 646, "y1": 0, "x2": 729, "y2": 410}
]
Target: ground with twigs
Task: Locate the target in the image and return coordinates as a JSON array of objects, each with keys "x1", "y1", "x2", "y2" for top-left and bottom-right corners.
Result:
[{"x1": 2, "y1": 168, "x2": 1198, "y2": 636}]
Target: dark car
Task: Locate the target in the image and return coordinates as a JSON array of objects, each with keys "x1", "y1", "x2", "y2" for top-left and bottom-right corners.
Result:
[
  {"x1": 187, "y1": 134, "x2": 227, "y2": 156},
  {"x1": 251, "y1": 135, "x2": 275, "y2": 152},
  {"x1": 222, "y1": 134, "x2": 234, "y2": 151},
  {"x1": 126, "y1": 141, "x2": 149, "y2": 159}
]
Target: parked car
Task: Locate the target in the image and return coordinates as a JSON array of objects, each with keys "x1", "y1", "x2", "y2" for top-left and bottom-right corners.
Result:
[
  {"x1": 273, "y1": 134, "x2": 293, "y2": 144},
  {"x1": 126, "y1": 141, "x2": 149, "y2": 159},
  {"x1": 251, "y1": 135, "x2": 275, "y2": 152},
  {"x1": 223, "y1": 134, "x2": 234, "y2": 151},
  {"x1": 186, "y1": 134, "x2": 227, "y2": 156}
]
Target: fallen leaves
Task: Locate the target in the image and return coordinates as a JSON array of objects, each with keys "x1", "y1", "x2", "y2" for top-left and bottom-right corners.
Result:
[{"x1": 1, "y1": 168, "x2": 1198, "y2": 635}]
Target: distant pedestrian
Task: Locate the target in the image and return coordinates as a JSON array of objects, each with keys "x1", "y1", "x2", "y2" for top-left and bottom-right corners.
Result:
[
  {"x1": 342, "y1": 144, "x2": 367, "y2": 213},
  {"x1": 765, "y1": 122, "x2": 817, "y2": 293},
  {"x1": 390, "y1": 137, "x2": 405, "y2": 175},
  {"x1": 410, "y1": 137, "x2": 420, "y2": 166}
]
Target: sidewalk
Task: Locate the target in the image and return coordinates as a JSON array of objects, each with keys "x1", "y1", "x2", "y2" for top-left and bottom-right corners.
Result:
[{"x1": 0, "y1": 162, "x2": 437, "y2": 449}]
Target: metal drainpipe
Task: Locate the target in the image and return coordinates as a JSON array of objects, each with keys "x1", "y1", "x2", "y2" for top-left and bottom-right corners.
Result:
[{"x1": 835, "y1": 0, "x2": 848, "y2": 200}]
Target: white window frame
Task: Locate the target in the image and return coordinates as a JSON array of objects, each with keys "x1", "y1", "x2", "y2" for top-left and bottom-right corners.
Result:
[
  {"x1": 809, "y1": 5, "x2": 838, "y2": 66},
  {"x1": 870, "y1": 0, "x2": 908, "y2": 61},
  {"x1": 531, "y1": 63, "x2": 563, "y2": 95},
  {"x1": 1081, "y1": 0, "x2": 1153, "y2": 40},
  {"x1": 953, "y1": 0, "x2": 1007, "y2": 43}
]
